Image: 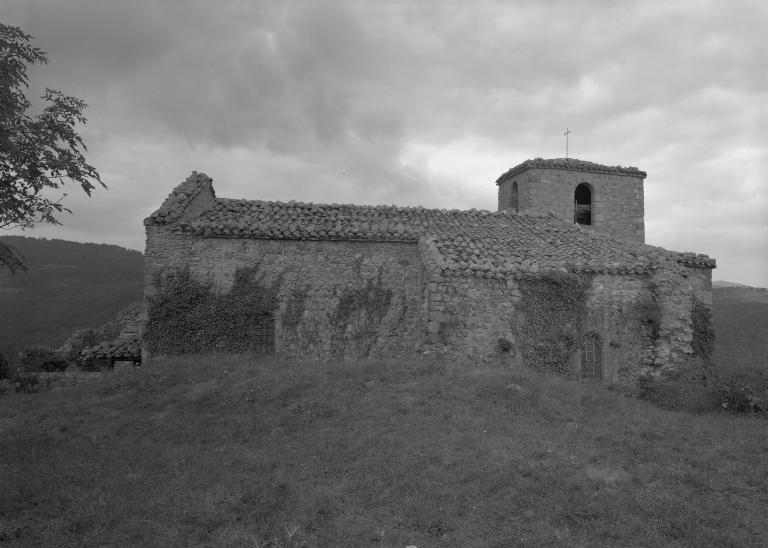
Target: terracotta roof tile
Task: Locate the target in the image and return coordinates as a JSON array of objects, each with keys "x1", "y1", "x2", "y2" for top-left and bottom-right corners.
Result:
[
  {"x1": 146, "y1": 189, "x2": 715, "y2": 277},
  {"x1": 496, "y1": 157, "x2": 647, "y2": 184},
  {"x1": 82, "y1": 336, "x2": 141, "y2": 361},
  {"x1": 147, "y1": 172, "x2": 215, "y2": 225}
]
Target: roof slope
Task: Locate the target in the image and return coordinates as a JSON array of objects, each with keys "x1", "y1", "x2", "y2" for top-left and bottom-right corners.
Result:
[
  {"x1": 81, "y1": 336, "x2": 141, "y2": 362},
  {"x1": 145, "y1": 172, "x2": 714, "y2": 279},
  {"x1": 496, "y1": 157, "x2": 647, "y2": 184},
  {"x1": 146, "y1": 172, "x2": 215, "y2": 225}
]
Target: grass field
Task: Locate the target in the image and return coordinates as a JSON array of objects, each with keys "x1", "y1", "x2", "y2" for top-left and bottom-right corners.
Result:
[{"x1": 1, "y1": 353, "x2": 767, "y2": 547}]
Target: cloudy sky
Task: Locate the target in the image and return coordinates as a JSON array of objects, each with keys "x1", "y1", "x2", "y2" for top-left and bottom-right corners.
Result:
[{"x1": 2, "y1": 0, "x2": 766, "y2": 287}]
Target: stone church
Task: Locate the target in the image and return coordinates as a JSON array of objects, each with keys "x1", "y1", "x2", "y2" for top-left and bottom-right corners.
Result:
[{"x1": 140, "y1": 158, "x2": 715, "y2": 391}]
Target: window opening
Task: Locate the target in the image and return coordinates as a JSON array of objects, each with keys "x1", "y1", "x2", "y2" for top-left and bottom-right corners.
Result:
[
  {"x1": 508, "y1": 181, "x2": 519, "y2": 212},
  {"x1": 574, "y1": 184, "x2": 592, "y2": 225},
  {"x1": 253, "y1": 313, "x2": 275, "y2": 354},
  {"x1": 580, "y1": 332, "x2": 602, "y2": 378}
]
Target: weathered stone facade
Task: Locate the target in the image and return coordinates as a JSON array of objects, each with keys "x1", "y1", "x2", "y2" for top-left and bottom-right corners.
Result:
[
  {"x1": 144, "y1": 233, "x2": 424, "y2": 361},
  {"x1": 141, "y1": 158, "x2": 715, "y2": 393},
  {"x1": 418, "y1": 259, "x2": 713, "y2": 389}
]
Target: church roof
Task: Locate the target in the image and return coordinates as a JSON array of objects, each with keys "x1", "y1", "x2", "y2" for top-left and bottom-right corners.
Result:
[
  {"x1": 144, "y1": 173, "x2": 714, "y2": 278},
  {"x1": 495, "y1": 157, "x2": 647, "y2": 184}
]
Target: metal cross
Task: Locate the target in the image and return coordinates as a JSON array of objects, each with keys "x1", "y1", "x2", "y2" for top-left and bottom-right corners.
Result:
[{"x1": 564, "y1": 128, "x2": 571, "y2": 159}]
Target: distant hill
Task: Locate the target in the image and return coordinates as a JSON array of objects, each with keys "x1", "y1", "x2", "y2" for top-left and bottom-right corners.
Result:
[
  {"x1": 0, "y1": 236, "x2": 144, "y2": 362},
  {"x1": 713, "y1": 280, "x2": 751, "y2": 288},
  {"x1": 712, "y1": 287, "x2": 768, "y2": 351}
]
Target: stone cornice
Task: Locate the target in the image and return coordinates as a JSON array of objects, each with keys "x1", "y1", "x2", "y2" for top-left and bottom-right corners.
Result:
[{"x1": 495, "y1": 157, "x2": 647, "y2": 185}]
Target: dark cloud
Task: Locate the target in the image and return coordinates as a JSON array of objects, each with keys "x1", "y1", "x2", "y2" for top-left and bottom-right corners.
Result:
[
  {"x1": 24, "y1": 1, "x2": 175, "y2": 90},
  {"x1": 2, "y1": 0, "x2": 765, "y2": 286}
]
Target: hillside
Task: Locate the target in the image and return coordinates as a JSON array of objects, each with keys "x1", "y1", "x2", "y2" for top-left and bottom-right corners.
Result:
[
  {"x1": 712, "y1": 286, "x2": 768, "y2": 350},
  {"x1": 712, "y1": 280, "x2": 750, "y2": 288},
  {"x1": 1, "y1": 354, "x2": 766, "y2": 546},
  {"x1": 0, "y1": 236, "x2": 144, "y2": 361}
]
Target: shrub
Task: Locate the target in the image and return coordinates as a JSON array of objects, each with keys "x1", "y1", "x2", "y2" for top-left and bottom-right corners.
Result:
[
  {"x1": 638, "y1": 345, "x2": 768, "y2": 416},
  {"x1": 61, "y1": 329, "x2": 100, "y2": 364},
  {"x1": 80, "y1": 356, "x2": 103, "y2": 372},
  {"x1": 19, "y1": 345, "x2": 69, "y2": 373},
  {"x1": 0, "y1": 351, "x2": 9, "y2": 380},
  {"x1": 498, "y1": 337, "x2": 513, "y2": 352},
  {"x1": 637, "y1": 356, "x2": 718, "y2": 413},
  {"x1": 691, "y1": 297, "x2": 715, "y2": 360},
  {"x1": 14, "y1": 373, "x2": 40, "y2": 393},
  {"x1": 709, "y1": 344, "x2": 767, "y2": 415}
]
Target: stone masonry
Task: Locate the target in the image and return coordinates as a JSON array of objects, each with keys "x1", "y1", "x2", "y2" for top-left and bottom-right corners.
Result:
[
  {"x1": 497, "y1": 158, "x2": 646, "y2": 243},
  {"x1": 141, "y1": 159, "x2": 716, "y2": 392},
  {"x1": 144, "y1": 234, "x2": 423, "y2": 361}
]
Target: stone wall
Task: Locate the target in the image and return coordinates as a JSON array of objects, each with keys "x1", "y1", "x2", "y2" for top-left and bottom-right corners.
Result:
[
  {"x1": 585, "y1": 267, "x2": 713, "y2": 390},
  {"x1": 498, "y1": 168, "x2": 645, "y2": 243},
  {"x1": 142, "y1": 213, "x2": 713, "y2": 394},
  {"x1": 421, "y1": 267, "x2": 711, "y2": 392},
  {"x1": 687, "y1": 266, "x2": 713, "y2": 305},
  {"x1": 590, "y1": 267, "x2": 717, "y2": 388},
  {"x1": 579, "y1": 274, "x2": 646, "y2": 389},
  {"x1": 652, "y1": 266, "x2": 714, "y2": 365},
  {"x1": 429, "y1": 272, "x2": 651, "y2": 385},
  {"x1": 142, "y1": 227, "x2": 425, "y2": 361},
  {"x1": 424, "y1": 274, "x2": 516, "y2": 360}
]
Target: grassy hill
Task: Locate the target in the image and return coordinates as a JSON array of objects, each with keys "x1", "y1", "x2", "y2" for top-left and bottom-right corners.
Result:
[
  {"x1": 0, "y1": 354, "x2": 766, "y2": 546},
  {"x1": 713, "y1": 287, "x2": 768, "y2": 351},
  {"x1": 712, "y1": 280, "x2": 750, "y2": 288},
  {"x1": 0, "y1": 236, "x2": 144, "y2": 362}
]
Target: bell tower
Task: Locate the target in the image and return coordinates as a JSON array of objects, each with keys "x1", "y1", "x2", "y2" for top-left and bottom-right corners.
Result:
[{"x1": 496, "y1": 157, "x2": 646, "y2": 243}]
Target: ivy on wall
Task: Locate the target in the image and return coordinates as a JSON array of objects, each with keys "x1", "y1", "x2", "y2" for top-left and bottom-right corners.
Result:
[
  {"x1": 145, "y1": 265, "x2": 281, "y2": 356},
  {"x1": 513, "y1": 271, "x2": 592, "y2": 376},
  {"x1": 282, "y1": 288, "x2": 308, "y2": 331},
  {"x1": 329, "y1": 272, "x2": 393, "y2": 357},
  {"x1": 632, "y1": 280, "x2": 662, "y2": 343},
  {"x1": 279, "y1": 286, "x2": 324, "y2": 355},
  {"x1": 691, "y1": 296, "x2": 715, "y2": 360}
]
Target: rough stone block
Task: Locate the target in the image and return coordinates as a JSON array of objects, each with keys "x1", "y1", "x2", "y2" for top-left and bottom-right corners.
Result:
[{"x1": 428, "y1": 311, "x2": 449, "y2": 323}]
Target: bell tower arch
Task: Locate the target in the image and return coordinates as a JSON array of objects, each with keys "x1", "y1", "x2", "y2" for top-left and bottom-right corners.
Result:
[{"x1": 495, "y1": 158, "x2": 646, "y2": 243}]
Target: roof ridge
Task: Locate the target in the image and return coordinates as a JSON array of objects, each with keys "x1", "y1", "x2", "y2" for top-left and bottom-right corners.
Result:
[
  {"x1": 495, "y1": 157, "x2": 647, "y2": 184},
  {"x1": 213, "y1": 197, "x2": 501, "y2": 215},
  {"x1": 144, "y1": 171, "x2": 214, "y2": 225},
  {"x1": 144, "y1": 172, "x2": 715, "y2": 277}
]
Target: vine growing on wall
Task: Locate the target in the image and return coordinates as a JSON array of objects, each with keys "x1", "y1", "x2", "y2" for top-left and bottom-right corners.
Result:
[
  {"x1": 145, "y1": 265, "x2": 281, "y2": 356},
  {"x1": 632, "y1": 280, "x2": 662, "y2": 343},
  {"x1": 513, "y1": 271, "x2": 592, "y2": 376},
  {"x1": 282, "y1": 288, "x2": 308, "y2": 331},
  {"x1": 691, "y1": 296, "x2": 715, "y2": 360},
  {"x1": 329, "y1": 272, "x2": 393, "y2": 357}
]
